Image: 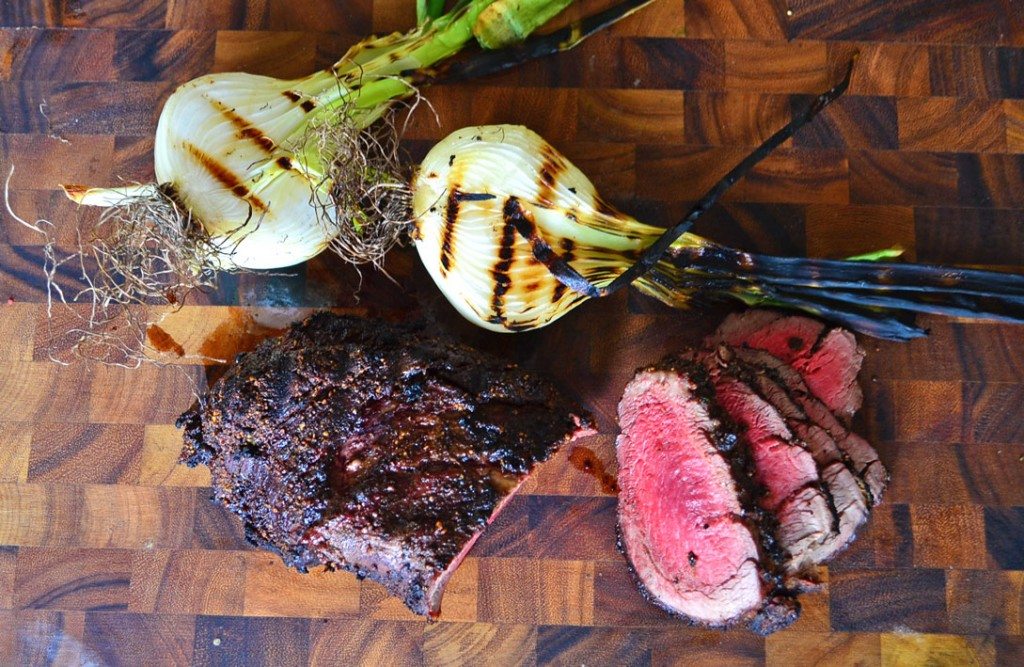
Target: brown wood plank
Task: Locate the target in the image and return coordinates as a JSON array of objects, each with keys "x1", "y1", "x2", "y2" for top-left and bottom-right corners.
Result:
[
  {"x1": 787, "y1": 0, "x2": 1017, "y2": 46},
  {"x1": 1, "y1": 0, "x2": 1023, "y2": 664},
  {"x1": 898, "y1": 98, "x2": 1007, "y2": 152},
  {"x1": 15, "y1": 547, "x2": 133, "y2": 611},
  {"x1": 422, "y1": 622, "x2": 537, "y2": 667},
  {"x1": 129, "y1": 549, "x2": 247, "y2": 616},
  {"x1": 309, "y1": 618, "x2": 423, "y2": 667},
  {"x1": 946, "y1": 570, "x2": 1024, "y2": 635},
  {"x1": 82, "y1": 612, "x2": 196, "y2": 666}
]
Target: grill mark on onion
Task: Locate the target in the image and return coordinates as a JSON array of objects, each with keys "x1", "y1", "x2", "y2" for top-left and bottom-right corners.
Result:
[
  {"x1": 536, "y1": 142, "x2": 567, "y2": 206},
  {"x1": 212, "y1": 100, "x2": 276, "y2": 153},
  {"x1": 503, "y1": 197, "x2": 597, "y2": 303},
  {"x1": 595, "y1": 197, "x2": 618, "y2": 217},
  {"x1": 505, "y1": 320, "x2": 535, "y2": 332},
  {"x1": 282, "y1": 90, "x2": 316, "y2": 112},
  {"x1": 492, "y1": 199, "x2": 519, "y2": 324},
  {"x1": 440, "y1": 188, "x2": 461, "y2": 275},
  {"x1": 184, "y1": 141, "x2": 267, "y2": 212}
]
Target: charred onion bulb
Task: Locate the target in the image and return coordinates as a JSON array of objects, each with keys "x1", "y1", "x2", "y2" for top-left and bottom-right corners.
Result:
[
  {"x1": 412, "y1": 124, "x2": 689, "y2": 331},
  {"x1": 31, "y1": 0, "x2": 654, "y2": 363}
]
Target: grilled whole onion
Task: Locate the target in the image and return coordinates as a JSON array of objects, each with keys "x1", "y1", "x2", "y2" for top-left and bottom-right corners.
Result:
[{"x1": 412, "y1": 124, "x2": 1024, "y2": 340}]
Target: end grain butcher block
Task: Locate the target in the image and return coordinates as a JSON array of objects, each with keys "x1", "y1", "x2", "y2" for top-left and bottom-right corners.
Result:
[{"x1": 2, "y1": 0, "x2": 1024, "y2": 665}]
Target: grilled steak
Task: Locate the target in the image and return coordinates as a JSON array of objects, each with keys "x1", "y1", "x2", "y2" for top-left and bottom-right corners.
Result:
[
  {"x1": 709, "y1": 346, "x2": 875, "y2": 570},
  {"x1": 616, "y1": 360, "x2": 799, "y2": 632},
  {"x1": 178, "y1": 312, "x2": 592, "y2": 617},
  {"x1": 710, "y1": 310, "x2": 865, "y2": 423}
]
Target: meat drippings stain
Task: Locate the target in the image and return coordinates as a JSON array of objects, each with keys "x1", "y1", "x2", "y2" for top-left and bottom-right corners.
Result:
[
  {"x1": 200, "y1": 310, "x2": 287, "y2": 385},
  {"x1": 569, "y1": 445, "x2": 618, "y2": 494},
  {"x1": 146, "y1": 324, "x2": 185, "y2": 357}
]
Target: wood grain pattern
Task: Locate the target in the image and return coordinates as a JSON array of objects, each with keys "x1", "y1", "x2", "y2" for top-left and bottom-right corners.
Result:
[{"x1": 1, "y1": 0, "x2": 1023, "y2": 664}]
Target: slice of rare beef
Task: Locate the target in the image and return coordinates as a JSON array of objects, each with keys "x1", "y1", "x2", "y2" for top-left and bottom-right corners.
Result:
[
  {"x1": 178, "y1": 312, "x2": 592, "y2": 618},
  {"x1": 710, "y1": 310, "x2": 865, "y2": 423},
  {"x1": 697, "y1": 348, "x2": 840, "y2": 577},
  {"x1": 616, "y1": 360, "x2": 798, "y2": 632}
]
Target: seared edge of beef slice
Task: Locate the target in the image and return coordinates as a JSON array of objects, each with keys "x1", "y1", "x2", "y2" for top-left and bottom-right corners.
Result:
[
  {"x1": 178, "y1": 312, "x2": 592, "y2": 617},
  {"x1": 709, "y1": 310, "x2": 865, "y2": 424},
  {"x1": 615, "y1": 357, "x2": 799, "y2": 633}
]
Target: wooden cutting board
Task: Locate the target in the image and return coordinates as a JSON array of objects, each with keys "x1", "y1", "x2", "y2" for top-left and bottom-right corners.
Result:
[{"x1": 2, "y1": 1, "x2": 1023, "y2": 664}]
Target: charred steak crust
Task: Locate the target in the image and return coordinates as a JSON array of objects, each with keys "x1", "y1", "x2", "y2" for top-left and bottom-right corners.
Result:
[
  {"x1": 178, "y1": 313, "x2": 591, "y2": 617},
  {"x1": 617, "y1": 356, "x2": 800, "y2": 633}
]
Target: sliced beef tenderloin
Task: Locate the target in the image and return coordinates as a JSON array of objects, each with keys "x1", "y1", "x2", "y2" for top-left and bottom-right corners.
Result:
[
  {"x1": 179, "y1": 313, "x2": 592, "y2": 618},
  {"x1": 616, "y1": 361, "x2": 798, "y2": 632},
  {"x1": 727, "y1": 346, "x2": 887, "y2": 508},
  {"x1": 709, "y1": 347, "x2": 874, "y2": 568},
  {"x1": 696, "y1": 349, "x2": 840, "y2": 578},
  {"x1": 735, "y1": 361, "x2": 874, "y2": 562},
  {"x1": 710, "y1": 310, "x2": 865, "y2": 423}
]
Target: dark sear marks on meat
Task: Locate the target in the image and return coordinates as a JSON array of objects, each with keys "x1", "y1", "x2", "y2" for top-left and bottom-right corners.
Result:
[
  {"x1": 703, "y1": 346, "x2": 875, "y2": 575},
  {"x1": 739, "y1": 347, "x2": 887, "y2": 506},
  {"x1": 616, "y1": 310, "x2": 886, "y2": 634},
  {"x1": 178, "y1": 313, "x2": 592, "y2": 618},
  {"x1": 696, "y1": 348, "x2": 841, "y2": 579}
]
